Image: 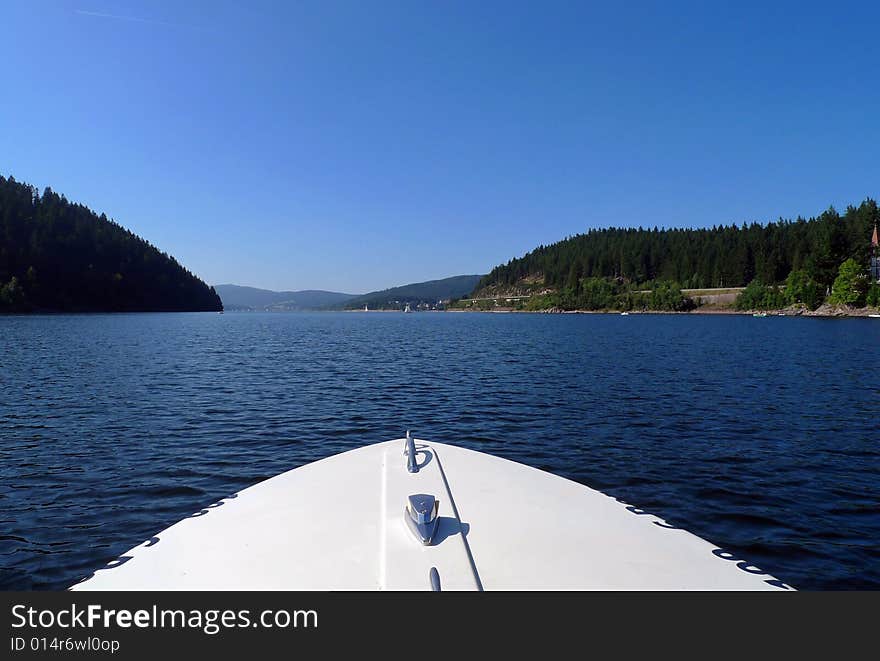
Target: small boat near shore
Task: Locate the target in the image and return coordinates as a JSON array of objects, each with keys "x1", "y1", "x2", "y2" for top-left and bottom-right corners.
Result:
[
  {"x1": 70, "y1": 433, "x2": 792, "y2": 591},
  {"x1": 753, "y1": 312, "x2": 768, "y2": 317}
]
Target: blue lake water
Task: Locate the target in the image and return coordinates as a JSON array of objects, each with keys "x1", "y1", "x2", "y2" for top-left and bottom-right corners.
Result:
[{"x1": 1, "y1": 311, "x2": 878, "y2": 590}]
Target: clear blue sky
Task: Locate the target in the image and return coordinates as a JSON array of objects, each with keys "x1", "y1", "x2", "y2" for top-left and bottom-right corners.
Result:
[{"x1": 2, "y1": 1, "x2": 879, "y2": 293}]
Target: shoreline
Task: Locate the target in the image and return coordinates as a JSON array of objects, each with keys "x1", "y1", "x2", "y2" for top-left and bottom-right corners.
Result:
[
  {"x1": 10, "y1": 306, "x2": 874, "y2": 318},
  {"x1": 446, "y1": 304, "x2": 880, "y2": 318}
]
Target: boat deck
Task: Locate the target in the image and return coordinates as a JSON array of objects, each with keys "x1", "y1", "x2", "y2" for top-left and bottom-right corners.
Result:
[{"x1": 71, "y1": 438, "x2": 792, "y2": 590}]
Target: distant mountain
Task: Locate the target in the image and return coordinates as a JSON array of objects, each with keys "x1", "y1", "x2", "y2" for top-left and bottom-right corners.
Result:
[
  {"x1": 0, "y1": 175, "x2": 222, "y2": 312},
  {"x1": 340, "y1": 275, "x2": 484, "y2": 310},
  {"x1": 214, "y1": 284, "x2": 355, "y2": 311}
]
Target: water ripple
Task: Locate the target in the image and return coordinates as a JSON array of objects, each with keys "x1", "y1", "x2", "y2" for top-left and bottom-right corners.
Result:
[{"x1": 1, "y1": 311, "x2": 879, "y2": 590}]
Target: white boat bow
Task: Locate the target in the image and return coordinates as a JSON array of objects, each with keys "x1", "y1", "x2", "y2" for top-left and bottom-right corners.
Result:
[{"x1": 71, "y1": 435, "x2": 793, "y2": 591}]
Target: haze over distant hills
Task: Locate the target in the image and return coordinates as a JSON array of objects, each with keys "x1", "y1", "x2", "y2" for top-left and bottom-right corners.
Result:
[
  {"x1": 216, "y1": 275, "x2": 484, "y2": 311},
  {"x1": 213, "y1": 285, "x2": 354, "y2": 311}
]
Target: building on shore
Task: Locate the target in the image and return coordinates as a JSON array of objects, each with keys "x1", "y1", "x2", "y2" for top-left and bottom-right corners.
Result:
[{"x1": 872, "y1": 224, "x2": 880, "y2": 283}]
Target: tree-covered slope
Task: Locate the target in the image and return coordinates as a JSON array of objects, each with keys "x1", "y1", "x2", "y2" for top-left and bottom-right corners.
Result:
[
  {"x1": 476, "y1": 201, "x2": 878, "y2": 294},
  {"x1": 0, "y1": 175, "x2": 222, "y2": 312},
  {"x1": 341, "y1": 275, "x2": 483, "y2": 309}
]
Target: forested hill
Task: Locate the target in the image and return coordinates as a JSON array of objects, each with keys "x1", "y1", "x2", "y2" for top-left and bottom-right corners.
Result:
[
  {"x1": 341, "y1": 274, "x2": 483, "y2": 310},
  {"x1": 476, "y1": 200, "x2": 878, "y2": 294},
  {"x1": 0, "y1": 175, "x2": 222, "y2": 312}
]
